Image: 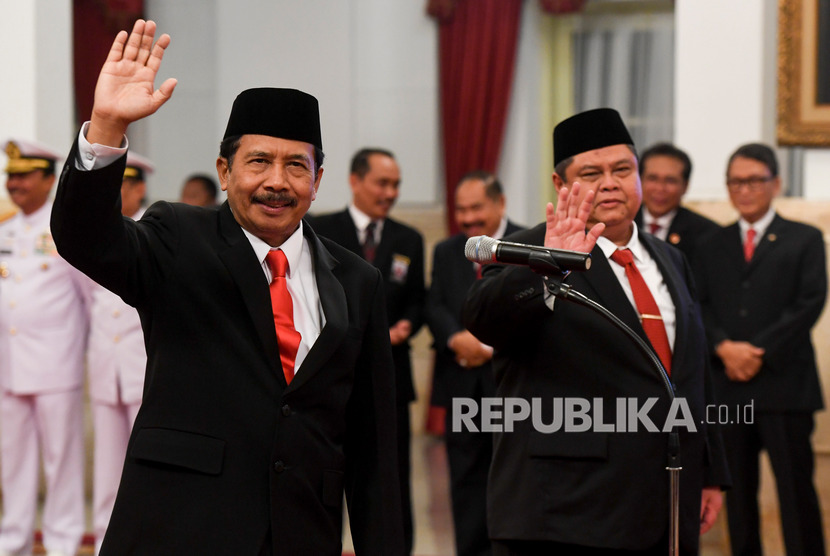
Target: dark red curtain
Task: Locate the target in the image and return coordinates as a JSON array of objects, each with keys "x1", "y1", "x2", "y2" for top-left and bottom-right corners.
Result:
[
  {"x1": 73, "y1": 0, "x2": 144, "y2": 127},
  {"x1": 433, "y1": 0, "x2": 523, "y2": 235}
]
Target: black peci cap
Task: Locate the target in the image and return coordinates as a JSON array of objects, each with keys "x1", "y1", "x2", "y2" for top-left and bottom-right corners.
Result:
[
  {"x1": 223, "y1": 88, "x2": 322, "y2": 151},
  {"x1": 553, "y1": 108, "x2": 634, "y2": 167}
]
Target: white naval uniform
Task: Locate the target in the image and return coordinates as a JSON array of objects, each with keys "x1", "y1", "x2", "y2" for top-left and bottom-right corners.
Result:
[
  {"x1": 86, "y1": 208, "x2": 146, "y2": 555},
  {"x1": 0, "y1": 201, "x2": 90, "y2": 556}
]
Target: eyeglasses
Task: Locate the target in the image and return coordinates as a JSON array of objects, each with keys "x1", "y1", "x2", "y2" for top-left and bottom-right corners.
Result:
[{"x1": 726, "y1": 176, "x2": 774, "y2": 191}]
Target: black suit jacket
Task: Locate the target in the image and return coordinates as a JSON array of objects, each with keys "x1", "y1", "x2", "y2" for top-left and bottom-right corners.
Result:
[
  {"x1": 51, "y1": 143, "x2": 404, "y2": 555},
  {"x1": 308, "y1": 209, "x2": 425, "y2": 403},
  {"x1": 636, "y1": 205, "x2": 721, "y2": 265},
  {"x1": 462, "y1": 223, "x2": 729, "y2": 553},
  {"x1": 426, "y1": 222, "x2": 524, "y2": 406},
  {"x1": 696, "y1": 214, "x2": 826, "y2": 412}
]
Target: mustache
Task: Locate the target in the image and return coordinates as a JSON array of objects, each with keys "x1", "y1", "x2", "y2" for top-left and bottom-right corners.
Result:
[
  {"x1": 461, "y1": 221, "x2": 485, "y2": 230},
  {"x1": 252, "y1": 192, "x2": 298, "y2": 207}
]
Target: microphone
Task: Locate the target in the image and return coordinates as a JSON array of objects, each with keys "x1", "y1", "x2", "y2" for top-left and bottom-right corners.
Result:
[{"x1": 465, "y1": 235, "x2": 592, "y2": 274}]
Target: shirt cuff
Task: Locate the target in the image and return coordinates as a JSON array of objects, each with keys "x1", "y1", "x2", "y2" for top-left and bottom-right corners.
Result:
[{"x1": 76, "y1": 122, "x2": 129, "y2": 171}]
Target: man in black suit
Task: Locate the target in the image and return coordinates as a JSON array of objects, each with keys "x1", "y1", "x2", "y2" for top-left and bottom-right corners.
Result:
[
  {"x1": 426, "y1": 170, "x2": 523, "y2": 556},
  {"x1": 308, "y1": 148, "x2": 425, "y2": 553},
  {"x1": 634, "y1": 142, "x2": 720, "y2": 264},
  {"x1": 462, "y1": 108, "x2": 729, "y2": 556},
  {"x1": 50, "y1": 20, "x2": 403, "y2": 555},
  {"x1": 696, "y1": 143, "x2": 827, "y2": 556}
]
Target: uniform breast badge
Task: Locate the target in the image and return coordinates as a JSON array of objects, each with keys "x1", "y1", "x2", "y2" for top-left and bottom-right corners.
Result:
[{"x1": 35, "y1": 232, "x2": 58, "y2": 256}]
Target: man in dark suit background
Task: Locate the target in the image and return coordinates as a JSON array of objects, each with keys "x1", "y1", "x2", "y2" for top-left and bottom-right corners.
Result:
[
  {"x1": 426, "y1": 170, "x2": 523, "y2": 556},
  {"x1": 308, "y1": 148, "x2": 425, "y2": 554},
  {"x1": 462, "y1": 108, "x2": 729, "y2": 556},
  {"x1": 634, "y1": 142, "x2": 720, "y2": 264},
  {"x1": 50, "y1": 20, "x2": 403, "y2": 555},
  {"x1": 696, "y1": 143, "x2": 827, "y2": 556}
]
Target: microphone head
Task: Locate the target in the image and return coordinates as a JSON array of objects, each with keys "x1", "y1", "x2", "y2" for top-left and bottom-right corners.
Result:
[{"x1": 464, "y1": 235, "x2": 498, "y2": 264}]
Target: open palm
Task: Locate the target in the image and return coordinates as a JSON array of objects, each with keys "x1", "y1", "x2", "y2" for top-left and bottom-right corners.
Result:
[
  {"x1": 89, "y1": 20, "x2": 177, "y2": 144},
  {"x1": 545, "y1": 182, "x2": 605, "y2": 253}
]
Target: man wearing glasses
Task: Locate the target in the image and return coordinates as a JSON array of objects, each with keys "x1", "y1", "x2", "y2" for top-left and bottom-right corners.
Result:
[
  {"x1": 634, "y1": 142, "x2": 720, "y2": 265},
  {"x1": 696, "y1": 143, "x2": 827, "y2": 556}
]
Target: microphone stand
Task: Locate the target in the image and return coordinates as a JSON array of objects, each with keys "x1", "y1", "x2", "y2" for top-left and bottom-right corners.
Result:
[{"x1": 528, "y1": 252, "x2": 681, "y2": 556}]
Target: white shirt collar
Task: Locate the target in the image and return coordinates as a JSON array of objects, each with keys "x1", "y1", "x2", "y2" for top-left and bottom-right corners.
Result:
[
  {"x1": 643, "y1": 207, "x2": 677, "y2": 229},
  {"x1": 596, "y1": 223, "x2": 647, "y2": 263},
  {"x1": 348, "y1": 203, "x2": 384, "y2": 244},
  {"x1": 241, "y1": 221, "x2": 305, "y2": 278},
  {"x1": 348, "y1": 203, "x2": 384, "y2": 231},
  {"x1": 739, "y1": 206, "x2": 776, "y2": 240},
  {"x1": 492, "y1": 218, "x2": 508, "y2": 240}
]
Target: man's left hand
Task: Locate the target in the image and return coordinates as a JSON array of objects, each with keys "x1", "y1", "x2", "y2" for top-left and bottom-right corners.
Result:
[
  {"x1": 699, "y1": 486, "x2": 723, "y2": 534},
  {"x1": 389, "y1": 319, "x2": 413, "y2": 346}
]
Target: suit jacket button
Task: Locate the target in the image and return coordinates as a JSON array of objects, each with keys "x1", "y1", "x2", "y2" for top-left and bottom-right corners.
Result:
[
  {"x1": 739, "y1": 309, "x2": 748, "y2": 317},
  {"x1": 274, "y1": 461, "x2": 286, "y2": 473},
  {"x1": 281, "y1": 404, "x2": 291, "y2": 417}
]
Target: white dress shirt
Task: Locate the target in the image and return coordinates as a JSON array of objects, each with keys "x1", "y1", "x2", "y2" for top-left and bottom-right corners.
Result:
[
  {"x1": 739, "y1": 206, "x2": 776, "y2": 247},
  {"x1": 348, "y1": 203, "x2": 383, "y2": 246},
  {"x1": 642, "y1": 208, "x2": 677, "y2": 242},
  {"x1": 597, "y1": 225, "x2": 677, "y2": 349}
]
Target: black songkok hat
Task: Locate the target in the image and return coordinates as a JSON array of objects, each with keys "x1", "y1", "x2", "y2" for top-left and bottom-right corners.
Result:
[
  {"x1": 553, "y1": 108, "x2": 634, "y2": 167},
  {"x1": 223, "y1": 88, "x2": 323, "y2": 151}
]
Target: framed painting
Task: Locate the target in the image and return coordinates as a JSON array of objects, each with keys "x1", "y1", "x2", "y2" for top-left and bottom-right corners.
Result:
[{"x1": 778, "y1": 0, "x2": 830, "y2": 145}]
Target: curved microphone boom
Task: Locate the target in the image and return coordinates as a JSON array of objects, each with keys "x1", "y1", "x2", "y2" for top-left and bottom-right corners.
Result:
[{"x1": 464, "y1": 235, "x2": 591, "y2": 275}]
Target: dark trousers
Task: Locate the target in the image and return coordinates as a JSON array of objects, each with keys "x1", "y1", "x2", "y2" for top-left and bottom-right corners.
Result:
[
  {"x1": 723, "y1": 412, "x2": 826, "y2": 556},
  {"x1": 445, "y1": 405, "x2": 493, "y2": 556},
  {"x1": 493, "y1": 537, "x2": 670, "y2": 556},
  {"x1": 397, "y1": 399, "x2": 413, "y2": 554}
]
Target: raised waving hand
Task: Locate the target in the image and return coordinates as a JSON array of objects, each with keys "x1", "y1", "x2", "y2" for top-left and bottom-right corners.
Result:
[
  {"x1": 544, "y1": 182, "x2": 605, "y2": 253},
  {"x1": 87, "y1": 19, "x2": 177, "y2": 147}
]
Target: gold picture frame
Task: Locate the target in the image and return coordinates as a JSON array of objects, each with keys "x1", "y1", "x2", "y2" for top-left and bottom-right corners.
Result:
[{"x1": 778, "y1": 0, "x2": 830, "y2": 145}]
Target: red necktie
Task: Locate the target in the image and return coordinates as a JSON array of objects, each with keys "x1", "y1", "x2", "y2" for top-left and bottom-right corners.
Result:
[
  {"x1": 744, "y1": 228, "x2": 757, "y2": 262},
  {"x1": 649, "y1": 222, "x2": 660, "y2": 235},
  {"x1": 265, "y1": 250, "x2": 301, "y2": 384},
  {"x1": 363, "y1": 221, "x2": 377, "y2": 263},
  {"x1": 610, "y1": 248, "x2": 672, "y2": 375}
]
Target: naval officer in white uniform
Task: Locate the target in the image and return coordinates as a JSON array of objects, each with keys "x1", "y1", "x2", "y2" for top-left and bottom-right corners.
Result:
[{"x1": 0, "y1": 139, "x2": 91, "y2": 556}]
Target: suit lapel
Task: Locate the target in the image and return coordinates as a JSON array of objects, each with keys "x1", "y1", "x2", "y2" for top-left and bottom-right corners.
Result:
[
  {"x1": 286, "y1": 228, "x2": 348, "y2": 392},
  {"x1": 328, "y1": 210, "x2": 362, "y2": 256},
  {"x1": 577, "y1": 245, "x2": 646, "y2": 342},
  {"x1": 373, "y1": 219, "x2": 395, "y2": 273},
  {"x1": 667, "y1": 208, "x2": 688, "y2": 245},
  {"x1": 746, "y1": 213, "x2": 783, "y2": 271},
  {"x1": 639, "y1": 233, "x2": 689, "y2": 377},
  {"x1": 215, "y1": 203, "x2": 282, "y2": 378},
  {"x1": 721, "y1": 223, "x2": 746, "y2": 271}
]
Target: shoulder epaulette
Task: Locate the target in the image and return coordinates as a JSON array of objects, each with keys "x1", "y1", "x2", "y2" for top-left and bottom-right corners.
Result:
[{"x1": 0, "y1": 208, "x2": 18, "y2": 224}]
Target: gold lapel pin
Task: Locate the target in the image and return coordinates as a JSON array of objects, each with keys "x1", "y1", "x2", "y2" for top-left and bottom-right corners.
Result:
[{"x1": 668, "y1": 233, "x2": 680, "y2": 245}]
